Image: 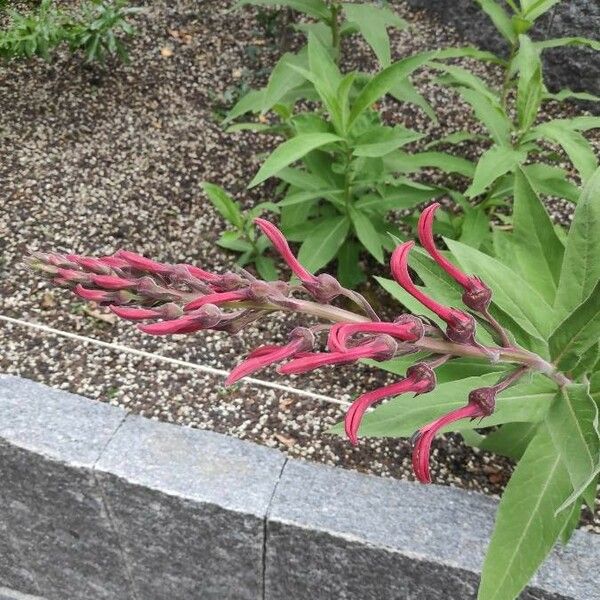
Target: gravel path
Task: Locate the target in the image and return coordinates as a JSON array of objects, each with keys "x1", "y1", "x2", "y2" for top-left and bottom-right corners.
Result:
[{"x1": 1, "y1": 0, "x2": 598, "y2": 530}]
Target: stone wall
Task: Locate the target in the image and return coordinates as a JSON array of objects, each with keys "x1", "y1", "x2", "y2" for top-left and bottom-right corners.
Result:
[{"x1": 1, "y1": 375, "x2": 599, "y2": 599}]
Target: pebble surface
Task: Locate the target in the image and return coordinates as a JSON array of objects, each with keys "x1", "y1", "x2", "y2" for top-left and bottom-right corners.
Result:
[{"x1": 1, "y1": 0, "x2": 598, "y2": 530}]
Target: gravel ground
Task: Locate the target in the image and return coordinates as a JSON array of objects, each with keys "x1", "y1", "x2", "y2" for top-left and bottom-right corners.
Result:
[{"x1": 1, "y1": 0, "x2": 598, "y2": 530}]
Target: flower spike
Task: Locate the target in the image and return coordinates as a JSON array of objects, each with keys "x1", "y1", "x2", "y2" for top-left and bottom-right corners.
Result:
[
  {"x1": 418, "y1": 203, "x2": 491, "y2": 312},
  {"x1": 390, "y1": 242, "x2": 476, "y2": 344}
]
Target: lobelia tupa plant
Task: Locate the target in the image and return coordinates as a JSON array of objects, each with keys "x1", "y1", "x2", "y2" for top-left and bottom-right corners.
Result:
[{"x1": 28, "y1": 167, "x2": 600, "y2": 600}]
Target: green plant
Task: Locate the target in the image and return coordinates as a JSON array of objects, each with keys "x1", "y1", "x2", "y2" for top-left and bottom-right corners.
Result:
[
  {"x1": 0, "y1": 0, "x2": 67, "y2": 60},
  {"x1": 418, "y1": 0, "x2": 600, "y2": 246},
  {"x1": 29, "y1": 167, "x2": 600, "y2": 600},
  {"x1": 215, "y1": 0, "x2": 599, "y2": 281},
  {"x1": 0, "y1": 0, "x2": 140, "y2": 63},
  {"x1": 201, "y1": 182, "x2": 281, "y2": 280},
  {"x1": 68, "y1": 0, "x2": 141, "y2": 63}
]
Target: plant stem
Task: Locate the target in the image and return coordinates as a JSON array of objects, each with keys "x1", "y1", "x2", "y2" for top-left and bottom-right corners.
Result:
[{"x1": 329, "y1": 2, "x2": 341, "y2": 65}]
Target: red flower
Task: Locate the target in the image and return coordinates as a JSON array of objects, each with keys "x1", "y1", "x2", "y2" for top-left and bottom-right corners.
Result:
[
  {"x1": 73, "y1": 284, "x2": 111, "y2": 302},
  {"x1": 184, "y1": 290, "x2": 249, "y2": 311},
  {"x1": 345, "y1": 363, "x2": 436, "y2": 445},
  {"x1": 412, "y1": 402, "x2": 485, "y2": 483},
  {"x1": 109, "y1": 306, "x2": 162, "y2": 320},
  {"x1": 279, "y1": 336, "x2": 397, "y2": 375},
  {"x1": 391, "y1": 242, "x2": 476, "y2": 344},
  {"x1": 328, "y1": 315, "x2": 423, "y2": 352},
  {"x1": 226, "y1": 328, "x2": 315, "y2": 385},
  {"x1": 418, "y1": 203, "x2": 491, "y2": 312},
  {"x1": 138, "y1": 305, "x2": 223, "y2": 335}
]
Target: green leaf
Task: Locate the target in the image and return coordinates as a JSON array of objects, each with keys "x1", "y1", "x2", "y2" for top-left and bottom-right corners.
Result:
[
  {"x1": 478, "y1": 425, "x2": 573, "y2": 600},
  {"x1": 478, "y1": 421, "x2": 538, "y2": 460},
  {"x1": 431, "y1": 63, "x2": 499, "y2": 103},
  {"x1": 278, "y1": 188, "x2": 342, "y2": 207},
  {"x1": 388, "y1": 78, "x2": 437, "y2": 122},
  {"x1": 515, "y1": 35, "x2": 543, "y2": 131},
  {"x1": 201, "y1": 182, "x2": 244, "y2": 229},
  {"x1": 254, "y1": 255, "x2": 278, "y2": 281},
  {"x1": 534, "y1": 36, "x2": 600, "y2": 52},
  {"x1": 385, "y1": 151, "x2": 475, "y2": 177},
  {"x1": 512, "y1": 168, "x2": 564, "y2": 300},
  {"x1": 523, "y1": 164, "x2": 580, "y2": 204},
  {"x1": 337, "y1": 240, "x2": 365, "y2": 288},
  {"x1": 349, "y1": 206, "x2": 384, "y2": 263},
  {"x1": 348, "y1": 51, "x2": 434, "y2": 128},
  {"x1": 554, "y1": 167, "x2": 600, "y2": 319},
  {"x1": 457, "y1": 87, "x2": 512, "y2": 145},
  {"x1": 546, "y1": 384, "x2": 599, "y2": 510},
  {"x1": 249, "y1": 133, "x2": 342, "y2": 187},
  {"x1": 446, "y1": 238, "x2": 553, "y2": 340},
  {"x1": 475, "y1": 0, "x2": 517, "y2": 44},
  {"x1": 466, "y1": 147, "x2": 526, "y2": 198},
  {"x1": 297, "y1": 215, "x2": 350, "y2": 273},
  {"x1": 353, "y1": 126, "x2": 424, "y2": 157},
  {"x1": 530, "y1": 122, "x2": 598, "y2": 181},
  {"x1": 342, "y1": 3, "x2": 407, "y2": 67},
  {"x1": 549, "y1": 280, "x2": 600, "y2": 370},
  {"x1": 262, "y1": 51, "x2": 308, "y2": 112},
  {"x1": 349, "y1": 375, "x2": 556, "y2": 438},
  {"x1": 224, "y1": 89, "x2": 265, "y2": 123},
  {"x1": 545, "y1": 89, "x2": 600, "y2": 103}
]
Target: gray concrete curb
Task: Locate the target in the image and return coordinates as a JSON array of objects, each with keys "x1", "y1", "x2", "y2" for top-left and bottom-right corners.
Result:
[
  {"x1": 405, "y1": 0, "x2": 600, "y2": 102},
  {"x1": 0, "y1": 374, "x2": 599, "y2": 600}
]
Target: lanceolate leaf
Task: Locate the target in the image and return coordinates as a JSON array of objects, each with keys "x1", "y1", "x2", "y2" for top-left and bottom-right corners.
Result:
[
  {"x1": 342, "y1": 3, "x2": 407, "y2": 67},
  {"x1": 346, "y1": 375, "x2": 556, "y2": 438},
  {"x1": 474, "y1": 0, "x2": 516, "y2": 44},
  {"x1": 478, "y1": 425, "x2": 573, "y2": 600},
  {"x1": 466, "y1": 147, "x2": 526, "y2": 198},
  {"x1": 348, "y1": 51, "x2": 434, "y2": 127},
  {"x1": 512, "y1": 169, "x2": 564, "y2": 300},
  {"x1": 546, "y1": 384, "x2": 600, "y2": 510},
  {"x1": 349, "y1": 207, "x2": 384, "y2": 263},
  {"x1": 297, "y1": 215, "x2": 350, "y2": 273},
  {"x1": 457, "y1": 88, "x2": 512, "y2": 145},
  {"x1": 531, "y1": 122, "x2": 598, "y2": 181},
  {"x1": 554, "y1": 167, "x2": 600, "y2": 319},
  {"x1": 249, "y1": 133, "x2": 342, "y2": 187},
  {"x1": 549, "y1": 280, "x2": 600, "y2": 371}
]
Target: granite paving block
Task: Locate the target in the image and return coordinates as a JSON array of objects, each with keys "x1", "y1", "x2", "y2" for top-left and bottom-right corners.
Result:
[
  {"x1": 95, "y1": 414, "x2": 287, "y2": 600},
  {"x1": 0, "y1": 375, "x2": 132, "y2": 600},
  {"x1": 266, "y1": 459, "x2": 600, "y2": 600},
  {"x1": 0, "y1": 586, "x2": 47, "y2": 600}
]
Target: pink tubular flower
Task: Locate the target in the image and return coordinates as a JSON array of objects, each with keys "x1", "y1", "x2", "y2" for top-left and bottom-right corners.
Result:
[
  {"x1": 91, "y1": 274, "x2": 137, "y2": 290},
  {"x1": 66, "y1": 255, "x2": 111, "y2": 274},
  {"x1": 184, "y1": 290, "x2": 249, "y2": 311},
  {"x1": 109, "y1": 306, "x2": 162, "y2": 320},
  {"x1": 328, "y1": 315, "x2": 424, "y2": 352},
  {"x1": 390, "y1": 242, "x2": 476, "y2": 344},
  {"x1": 279, "y1": 336, "x2": 397, "y2": 375},
  {"x1": 139, "y1": 305, "x2": 223, "y2": 335},
  {"x1": 115, "y1": 250, "x2": 172, "y2": 274},
  {"x1": 226, "y1": 327, "x2": 315, "y2": 385},
  {"x1": 345, "y1": 363, "x2": 436, "y2": 445},
  {"x1": 418, "y1": 203, "x2": 491, "y2": 312},
  {"x1": 412, "y1": 401, "x2": 485, "y2": 483},
  {"x1": 73, "y1": 284, "x2": 112, "y2": 302},
  {"x1": 255, "y1": 218, "x2": 314, "y2": 282}
]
